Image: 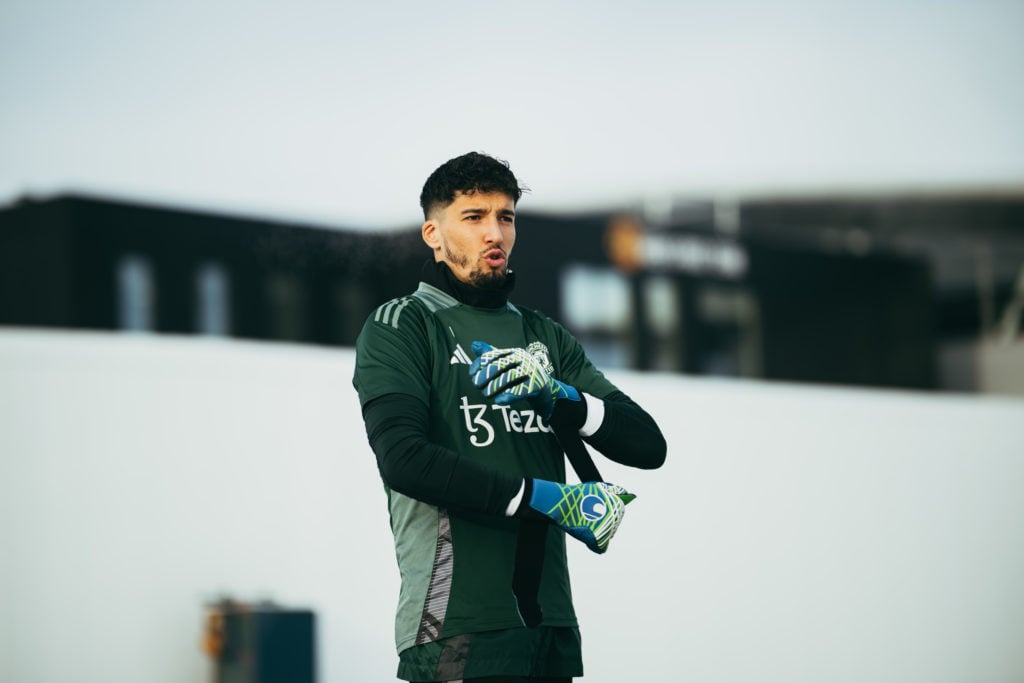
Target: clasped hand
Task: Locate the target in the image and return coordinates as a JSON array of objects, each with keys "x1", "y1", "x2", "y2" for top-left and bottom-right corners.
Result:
[
  {"x1": 468, "y1": 340, "x2": 579, "y2": 419},
  {"x1": 468, "y1": 340, "x2": 637, "y2": 553}
]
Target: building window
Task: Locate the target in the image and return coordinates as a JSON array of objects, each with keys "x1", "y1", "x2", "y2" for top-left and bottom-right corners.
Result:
[
  {"x1": 333, "y1": 281, "x2": 367, "y2": 345},
  {"x1": 643, "y1": 276, "x2": 683, "y2": 372},
  {"x1": 267, "y1": 273, "x2": 307, "y2": 342},
  {"x1": 696, "y1": 285, "x2": 762, "y2": 377},
  {"x1": 116, "y1": 254, "x2": 155, "y2": 332},
  {"x1": 196, "y1": 262, "x2": 232, "y2": 336},
  {"x1": 560, "y1": 264, "x2": 633, "y2": 368}
]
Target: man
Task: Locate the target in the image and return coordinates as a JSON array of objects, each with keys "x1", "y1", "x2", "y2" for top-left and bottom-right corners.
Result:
[{"x1": 353, "y1": 152, "x2": 666, "y2": 682}]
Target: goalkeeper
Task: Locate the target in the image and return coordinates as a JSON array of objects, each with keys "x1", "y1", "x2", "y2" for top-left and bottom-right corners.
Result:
[{"x1": 353, "y1": 152, "x2": 666, "y2": 683}]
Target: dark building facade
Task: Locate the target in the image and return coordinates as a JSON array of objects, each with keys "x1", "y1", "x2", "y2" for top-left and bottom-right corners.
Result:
[
  {"x1": 6, "y1": 192, "x2": 1015, "y2": 391},
  {"x1": 0, "y1": 196, "x2": 422, "y2": 346}
]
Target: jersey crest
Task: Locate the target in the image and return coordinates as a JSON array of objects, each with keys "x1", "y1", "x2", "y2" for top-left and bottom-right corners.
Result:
[{"x1": 526, "y1": 341, "x2": 554, "y2": 375}]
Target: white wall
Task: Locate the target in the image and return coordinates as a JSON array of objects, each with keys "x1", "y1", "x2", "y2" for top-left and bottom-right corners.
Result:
[{"x1": 2, "y1": 329, "x2": 1023, "y2": 682}]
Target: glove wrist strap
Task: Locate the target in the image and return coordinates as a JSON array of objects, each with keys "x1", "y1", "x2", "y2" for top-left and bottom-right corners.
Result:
[{"x1": 548, "y1": 391, "x2": 587, "y2": 432}]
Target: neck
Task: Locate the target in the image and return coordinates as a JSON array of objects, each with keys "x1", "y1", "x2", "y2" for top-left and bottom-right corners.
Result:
[{"x1": 421, "y1": 260, "x2": 516, "y2": 309}]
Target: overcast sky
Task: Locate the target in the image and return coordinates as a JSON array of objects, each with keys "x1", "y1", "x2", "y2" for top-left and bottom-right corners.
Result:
[{"x1": 2, "y1": 0, "x2": 1022, "y2": 229}]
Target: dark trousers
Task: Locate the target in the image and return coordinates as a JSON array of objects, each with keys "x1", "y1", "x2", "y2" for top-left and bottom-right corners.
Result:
[{"x1": 436, "y1": 678, "x2": 572, "y2": 683}]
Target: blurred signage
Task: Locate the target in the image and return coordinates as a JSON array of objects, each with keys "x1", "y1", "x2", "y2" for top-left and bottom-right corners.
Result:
[{"x1": 605, "y1": 216, "x2": 748, "y2": 278}]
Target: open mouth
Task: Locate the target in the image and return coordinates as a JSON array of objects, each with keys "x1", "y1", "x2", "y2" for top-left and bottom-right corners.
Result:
[{"x1": 483, "y1": 249, "x2": 506, "y2": 268}]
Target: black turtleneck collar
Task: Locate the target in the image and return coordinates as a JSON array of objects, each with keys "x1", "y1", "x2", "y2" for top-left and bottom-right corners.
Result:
[{"x1": 421, "y1": 259, "x2": 516, "y2": 309}]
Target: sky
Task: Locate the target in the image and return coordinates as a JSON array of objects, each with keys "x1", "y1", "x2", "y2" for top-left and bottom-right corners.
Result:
[{"x1": 1, "y1": 0, "x2": 1022, "y2": 229}]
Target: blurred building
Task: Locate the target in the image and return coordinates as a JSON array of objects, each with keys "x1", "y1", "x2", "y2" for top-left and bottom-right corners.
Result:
[
  {"x1": 0, "y1": 196, "x2": 422, "y2": 347},
  {"x1": 2, "y1": 192, "x2": 1022, "y2": 393}
]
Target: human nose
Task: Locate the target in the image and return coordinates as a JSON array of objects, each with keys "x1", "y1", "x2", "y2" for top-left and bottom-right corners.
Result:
[{"x1": 481, "y1": 216, "x2": 503, "y2": 244}]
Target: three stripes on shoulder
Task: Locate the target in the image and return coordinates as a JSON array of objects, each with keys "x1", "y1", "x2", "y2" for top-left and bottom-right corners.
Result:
[
  {"x1": 374, "y1": 298, "x2": 413, "y2": 329},
  {"x1": 373, "y1": 297, "x2": 472, "y2": 367}
]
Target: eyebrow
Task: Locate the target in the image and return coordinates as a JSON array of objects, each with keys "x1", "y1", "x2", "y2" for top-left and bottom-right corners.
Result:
[{"x1": 460, "y1": 207, "x2": 516, "y2": 218}]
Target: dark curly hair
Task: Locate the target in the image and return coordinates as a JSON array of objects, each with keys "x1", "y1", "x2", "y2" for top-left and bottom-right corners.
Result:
[{"x1": 419, "y1": 152, "x2": 526, "y2": 219}]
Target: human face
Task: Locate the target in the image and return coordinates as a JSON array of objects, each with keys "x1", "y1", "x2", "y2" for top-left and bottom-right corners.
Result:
[{"x1": 422, "y1": 191, "x2": 517, "y2": 286}]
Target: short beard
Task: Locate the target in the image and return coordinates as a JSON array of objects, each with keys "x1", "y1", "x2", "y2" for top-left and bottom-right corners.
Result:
[
  {"x1": 443, "y1": 244, "x2": 469, "y2": 270},
  {"x1": 443, "y1": 245, "x2": 509, "y2": 289},
  {"x1": 467, "y1": 267, "x2": 509, "y2": 289}
]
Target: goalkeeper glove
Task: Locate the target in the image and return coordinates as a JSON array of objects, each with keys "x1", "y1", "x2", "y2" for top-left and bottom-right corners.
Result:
[
  {"x1": 469, "y1": 341, "x2": 580, "y2": 419},
  {"x1": 519, "y1": 479, "x2": 636, "y2": 554}
]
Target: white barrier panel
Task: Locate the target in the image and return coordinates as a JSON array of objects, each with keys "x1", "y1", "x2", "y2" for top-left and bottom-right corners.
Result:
[{"x1": 1, "y1": 329, "x2": 1022, "y2": 683}]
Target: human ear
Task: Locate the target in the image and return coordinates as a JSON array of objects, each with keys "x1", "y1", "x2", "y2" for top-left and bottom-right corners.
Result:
[{"x1": 421, "y1": 220, "x2": 441, "y2": 251}]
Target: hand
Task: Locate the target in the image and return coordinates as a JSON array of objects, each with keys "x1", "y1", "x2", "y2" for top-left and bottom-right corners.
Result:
[
  {"x1": 469, "y1": 341, "x2": 580, "y2": 419},
  {"x1": 526, "y1": 479, "x2": 636, "y2": 554}
]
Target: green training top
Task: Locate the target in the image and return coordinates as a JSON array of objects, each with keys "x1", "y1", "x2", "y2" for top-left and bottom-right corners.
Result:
[{"x1": 352, "y1": 281, "x2": 618, "y2": 654}]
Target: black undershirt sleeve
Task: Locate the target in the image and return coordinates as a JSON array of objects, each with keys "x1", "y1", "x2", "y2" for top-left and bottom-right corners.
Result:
[
  {"x1": 549, "y1": 390, "x2": 666, "y2": 470},
  {"x1": 362, "y1": 393, "x2": 523, "y2": 516}
]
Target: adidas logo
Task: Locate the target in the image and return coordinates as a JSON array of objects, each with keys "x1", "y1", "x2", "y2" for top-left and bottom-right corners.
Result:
[{"x1": 450, "y1": 344, "x2": 471, "y2": 365}]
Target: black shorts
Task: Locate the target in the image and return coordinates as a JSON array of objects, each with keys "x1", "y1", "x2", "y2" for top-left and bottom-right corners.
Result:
[{"x1": 397, "y1": 626, "x2": 582, "y2": 681}]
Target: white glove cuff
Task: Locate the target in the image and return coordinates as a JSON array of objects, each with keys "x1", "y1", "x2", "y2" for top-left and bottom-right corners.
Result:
[{"x1": 579, "y1": 393, "x2": 605, "y2": 437}]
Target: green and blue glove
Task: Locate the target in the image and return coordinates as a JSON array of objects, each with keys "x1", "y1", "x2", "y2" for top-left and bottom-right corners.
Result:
[
  {"x1": 471, "y1": 342, "x2": 635, "y2": 552},
  {"x1": 469, "y1": 341, "x2": 580, "y2": 419},
  {"x1": 524, "y1": 479, "x2": 636, "y2": 554}
]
